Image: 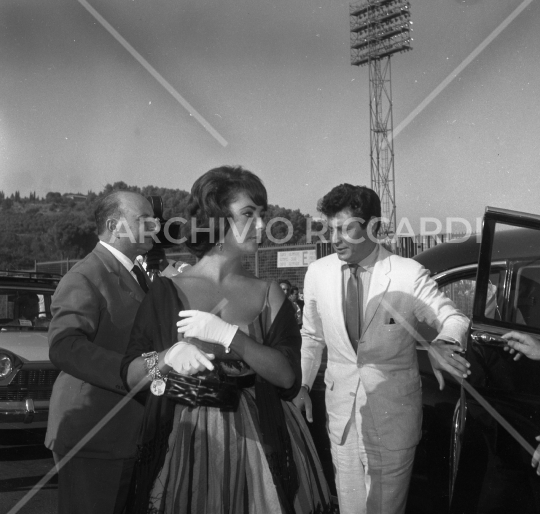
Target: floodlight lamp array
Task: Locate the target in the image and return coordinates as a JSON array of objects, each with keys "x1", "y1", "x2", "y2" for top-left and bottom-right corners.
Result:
[
  {"x1": 350, "y1": 5, "x2": 410, "y2": 34},
  {"x1": 351, "y1": 21, "x2": 411, "y2": 50},
  {"x1": 350, "y1": 0, "x2": 409, "y2": 19},
  {"x1": 351, "y1": 41, "x2": 412, "y2": 66},
  {"x1": 349, "y1": 0, "x2": 412, "y2": 66}
]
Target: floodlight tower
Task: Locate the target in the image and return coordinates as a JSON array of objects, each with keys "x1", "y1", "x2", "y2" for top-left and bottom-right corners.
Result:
[{"x1": 350, "y1": 0, "x2": 412, "y2": 236}]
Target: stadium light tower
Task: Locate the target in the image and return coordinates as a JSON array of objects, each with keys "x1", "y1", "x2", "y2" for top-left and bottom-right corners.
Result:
[{"x1": 350, "y1": 0, "x2": 412, "y2": 237}]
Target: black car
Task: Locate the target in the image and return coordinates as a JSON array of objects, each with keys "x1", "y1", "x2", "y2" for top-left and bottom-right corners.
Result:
[
  {"x1": 308, "y1": 207, "x2": 540, "y2": 513},
  {"x1": 447, "y1": 208, "x2": 540, "y2": 514}
]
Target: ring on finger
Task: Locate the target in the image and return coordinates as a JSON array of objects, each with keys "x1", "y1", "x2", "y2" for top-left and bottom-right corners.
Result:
[{"x1": 451, "y1": 352, "x2": 455, "y2": 358}]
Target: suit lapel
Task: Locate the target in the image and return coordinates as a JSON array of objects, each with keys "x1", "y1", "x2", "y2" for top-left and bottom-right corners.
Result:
[
  {"x1": 118, "y1": 265, "x2": 146, "y2": 302},
  {"x1": 361, "y1": 247, "x2": 391, "y2": 336},
  {"x1": 93, "y1": 243, "x2": 146, "y2": 302}
]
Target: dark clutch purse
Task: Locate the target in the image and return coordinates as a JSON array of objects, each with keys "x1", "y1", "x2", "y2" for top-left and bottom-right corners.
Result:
[{"x1": 164, "y1": 365, "x2": 240, "y2": 411}]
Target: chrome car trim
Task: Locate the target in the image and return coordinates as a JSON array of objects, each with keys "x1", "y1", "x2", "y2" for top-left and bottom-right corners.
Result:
[
  {"x1": 0, "y1": 399, "x2": 49, "y2": 424},
  {"x1": 449, "y1": 396, "x2": 467, "y2": 501},
  {"x1": 0, "y1": 368, "x2": 59, "y2": 391},
  {"x1": 431, "y1": 260, "x2": 507, "y2": 283},
  {"x1": 469, "y1": 322, "x2": 508, "y2": 336},
  {"x1": 24, "y1": 398, "x2": 35, "y2": 423},
  {"x1": 0, "y1": 399, "x2": 48, "y2": 410},
  {"x1": 432, "y1": 263, "x2": 478, "y2": 282},
  {"x1": 470, "y1": 330, "x2": 506, "y2": 347}
]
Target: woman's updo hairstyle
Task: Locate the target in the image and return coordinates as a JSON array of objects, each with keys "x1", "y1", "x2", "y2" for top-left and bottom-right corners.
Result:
[{"x1": 184, "y1": 165, "x2": 268, "y2": 258}]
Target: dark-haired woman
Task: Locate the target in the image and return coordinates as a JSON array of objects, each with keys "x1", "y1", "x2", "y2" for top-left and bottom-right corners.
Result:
[{"x1": 121, "y1": 166, "x2": 331, "y2": 514}]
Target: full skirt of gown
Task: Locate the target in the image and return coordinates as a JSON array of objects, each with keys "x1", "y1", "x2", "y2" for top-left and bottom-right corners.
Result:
[{"x1": 148, "y1": 387, "x2": 331, "y2": 514}]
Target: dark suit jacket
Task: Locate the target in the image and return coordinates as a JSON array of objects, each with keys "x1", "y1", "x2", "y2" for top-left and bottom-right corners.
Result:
[{"x1": 45, "y1": 243, "x2": 149, "y2": 459}]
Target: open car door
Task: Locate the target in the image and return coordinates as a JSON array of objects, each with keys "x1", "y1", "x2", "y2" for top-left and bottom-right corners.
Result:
[{"x1": 450, "y1": 207, "x2": 540, "y2": 514}]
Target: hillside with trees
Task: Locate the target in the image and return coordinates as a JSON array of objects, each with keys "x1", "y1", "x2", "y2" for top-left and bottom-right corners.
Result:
[{"x1": 0, "y1": 184, "x2": 322, "y2": 270}]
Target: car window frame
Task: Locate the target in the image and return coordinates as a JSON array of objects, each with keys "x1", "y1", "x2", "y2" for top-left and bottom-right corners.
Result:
[
  {"x1": 473, "y1": 207, "x2": 540, "y2": 337},
  {"x1": 0, "y1": 285, "x2": 55, "y2": 329},
  {"x1": 414, "y1": 263, "x2": 507, "y2": 351}
]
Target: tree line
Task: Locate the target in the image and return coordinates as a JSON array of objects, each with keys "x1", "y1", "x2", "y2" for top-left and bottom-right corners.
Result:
[{"x1": 0, "y1": 183, "x2": 322, "y2": 270}]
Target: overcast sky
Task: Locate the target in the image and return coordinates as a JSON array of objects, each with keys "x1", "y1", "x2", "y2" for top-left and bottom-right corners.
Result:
[{"x1": 1, "y1": 0, "x2": 538, "y2": 232}]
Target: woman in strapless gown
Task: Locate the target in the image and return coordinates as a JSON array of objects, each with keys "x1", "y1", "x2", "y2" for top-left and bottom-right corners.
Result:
[{"x1": 121, "y1": 166, "x2": 331, "y2": 514}]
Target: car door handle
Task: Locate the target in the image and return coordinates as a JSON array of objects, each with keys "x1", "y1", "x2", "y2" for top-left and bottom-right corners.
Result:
[{"x1": 470, "y1": 331, "x2": 506, "y2": 347}]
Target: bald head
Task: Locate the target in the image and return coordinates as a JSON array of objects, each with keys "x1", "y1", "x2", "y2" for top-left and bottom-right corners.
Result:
[
  {"x1": 95, "y1": 191, "x2": 156, "y2": 260},
  {"x1": 95, "y1": 191, "x2": 141, "y2": 236}
]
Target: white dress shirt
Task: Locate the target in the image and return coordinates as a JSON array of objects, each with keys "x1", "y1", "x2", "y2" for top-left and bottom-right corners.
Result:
[{"x1": 99, "y1": 241, "x2": 140, "y2": 283}]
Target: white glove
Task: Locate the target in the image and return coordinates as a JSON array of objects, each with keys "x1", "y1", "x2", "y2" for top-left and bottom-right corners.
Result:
[
  {"x1": 177, "y1": 310, "x2": 238, "y2": 351},
  {"x1": 164, "y1": 342, "x2": 215, "y2": 375}
]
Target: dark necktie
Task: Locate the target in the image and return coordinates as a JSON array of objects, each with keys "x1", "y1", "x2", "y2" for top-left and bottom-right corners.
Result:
[
  {"x1": 345, "y1": 264, "x2": 361, "y2": 352},
  {"x1": 132, "y1": 265, "x2": 149, "y2": 293}
]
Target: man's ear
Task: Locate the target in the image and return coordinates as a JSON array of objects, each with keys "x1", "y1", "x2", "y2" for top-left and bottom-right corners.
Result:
[
  {"x1": 367, "y1": 216, "x2": 381, "y2": 238},
  {"x1": 105, "y1": 218, "x2": 117, "y2": 235}
]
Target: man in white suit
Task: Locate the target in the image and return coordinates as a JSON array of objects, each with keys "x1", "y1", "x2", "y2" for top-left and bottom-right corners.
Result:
[{"x1": 294, "y1": 184, "x2": 470, "y2": 514}]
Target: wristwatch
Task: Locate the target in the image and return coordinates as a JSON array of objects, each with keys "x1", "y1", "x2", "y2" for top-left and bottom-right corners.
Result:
[{"x1": 142, "y1": 351, "x2": 167, "y2": 396}]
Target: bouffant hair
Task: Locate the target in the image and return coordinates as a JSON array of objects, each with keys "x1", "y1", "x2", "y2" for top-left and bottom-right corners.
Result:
[
  {"x1": 184, "y1": 166, "x2": 268, "y2": 258},
  {"x1": 318, "y1": 184, "x2": 381, "y2": 233}
]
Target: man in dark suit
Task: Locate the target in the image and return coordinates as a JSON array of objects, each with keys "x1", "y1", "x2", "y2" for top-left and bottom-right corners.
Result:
[{"x1": 45, "y1": 191, "x2": 209, "y2": 514}]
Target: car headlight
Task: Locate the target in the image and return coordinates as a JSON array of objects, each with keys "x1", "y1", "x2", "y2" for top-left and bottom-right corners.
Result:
[{"x1": 0, "y1": 353, "x2": 13, "y2": 378}]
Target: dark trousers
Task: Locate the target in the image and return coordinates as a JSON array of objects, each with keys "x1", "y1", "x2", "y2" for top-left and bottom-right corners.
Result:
[{"x1": 53, "y1": 452, "x2": 135, "y2": 514}]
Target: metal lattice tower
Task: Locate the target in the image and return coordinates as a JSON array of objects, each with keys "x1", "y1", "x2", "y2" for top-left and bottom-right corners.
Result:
[{"x1": 350, "y1": 0, "x2": 412, "y2": 236}]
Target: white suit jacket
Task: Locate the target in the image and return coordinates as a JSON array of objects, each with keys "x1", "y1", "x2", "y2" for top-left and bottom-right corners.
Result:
[{"x1": 301, "y1": 246, "x2": 469, "y2": 451}]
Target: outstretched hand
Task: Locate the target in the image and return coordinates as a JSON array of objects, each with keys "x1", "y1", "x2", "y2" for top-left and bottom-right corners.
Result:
[
  {"x1": 292, "y1": 386, "x2": 313, "y2": 423},
  {"x1": 532, "y1": 436, "x2": 540, "y2": 475},
  {"x1": 502, "y1": 331, "x2": 540, "y2": 361},
  {"x1": 427, "y1": 340, "x2": 471, "y2": 390},
  {"x1": 164, "y1": 342, "x2": 215, "y2": 375}
]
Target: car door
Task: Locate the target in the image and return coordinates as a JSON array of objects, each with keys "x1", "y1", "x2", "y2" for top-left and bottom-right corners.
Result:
[
  {"x1": 413, "y1": 264, "x2": 505, "y2": 512},
  {"x1": 450, "y1": 207, "x2": 540, "y2": 514}
]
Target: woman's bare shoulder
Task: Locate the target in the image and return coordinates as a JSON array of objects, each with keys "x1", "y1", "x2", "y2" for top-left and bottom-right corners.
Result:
[
  {"x1": 267, "y1": 280, "x2": 286, "y2": 319},
  {"x1": 168, "y1": 271, "x2": 208, "y2": 304}
]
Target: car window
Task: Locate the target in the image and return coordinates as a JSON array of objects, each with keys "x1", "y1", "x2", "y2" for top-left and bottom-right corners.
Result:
[
  {"x1": 439, "y1": 269, "x2": 504, "y2": 321},
  {"x1": 440, "y1": 279, "x2": 475, "y2": 319},
  {"x1": 0, "y1": 288, "x2": 54, "y2": 329},
  {"x1": 511, "y1": 262, "x2": 540, "y2": 329}
]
